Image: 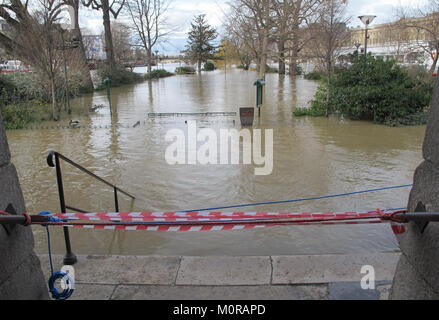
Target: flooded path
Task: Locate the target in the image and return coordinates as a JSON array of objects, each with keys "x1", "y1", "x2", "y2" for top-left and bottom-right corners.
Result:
[{"x1": 6, "y1": 66, "x2": 426, "y2": 256}]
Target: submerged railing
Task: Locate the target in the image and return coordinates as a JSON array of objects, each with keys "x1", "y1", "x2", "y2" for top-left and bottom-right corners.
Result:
[{"x1": 46, "y1": 150, "x2": 135, "y2": 265}]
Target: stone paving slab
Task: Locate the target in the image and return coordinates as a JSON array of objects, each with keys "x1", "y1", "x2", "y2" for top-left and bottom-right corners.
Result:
[
  {"x1": 69, "y1": 284, "x2": 117, "y2": 300},
  {"x1": 39, "y1": 254, "x2": 181, "y2": 285},
  {"x1": 176, "y1": 256, "x2": 272, "y2": 286},
  {"x1": 37, "y1": 253, "x2": 400, "y2": 300},
  {"x1": 111, "y1": 284, "x2": 328, "y2": 300},
  {"x1": 272, "y1": 252, "x2": 400, "y2": 285},
  {"x1": 327, "y1": 280, "x2": 392, "y2": 300}
]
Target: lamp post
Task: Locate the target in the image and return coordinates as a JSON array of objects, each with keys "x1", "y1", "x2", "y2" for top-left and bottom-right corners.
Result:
[
  {"x1": 59, "y1": 26, "x2": 80, "y2": 115},
  {"x1": 155, "y1": 50, "x2": 159, "y2": 70},
  {"x1": 358, "y1": 15, "x2": 376, "y2": 56}
]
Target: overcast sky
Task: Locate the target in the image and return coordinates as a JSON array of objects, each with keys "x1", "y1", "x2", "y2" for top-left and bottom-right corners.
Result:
[{"x1": 77, "y1": 0, "x2": 429, "y2": 55}]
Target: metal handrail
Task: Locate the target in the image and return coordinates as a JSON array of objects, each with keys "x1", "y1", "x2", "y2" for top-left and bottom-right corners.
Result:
[
  {"x1": 46, "y1": 150, "x2": 136, "y2": 265},
  {"x1": 47, "y1": 151, "x2": 135, "y2": 199}
]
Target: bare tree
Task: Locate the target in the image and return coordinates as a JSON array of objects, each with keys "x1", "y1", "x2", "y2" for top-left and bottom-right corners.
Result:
[
  {"x1": 125, "y1": 0, "x2": 173, "y2": 74},
  {"x1": 396, "y1": 0, "x2": 439, "y2": 73},
  {"x1": 307, "y1": 0, "x2": 350, "y2": 116},
  {"x1": 111, "y1": 22, "x2": 132, "y2": 62},
  {"x1": 272, "y1": 0, "x2": 320, "y2": 75},
  {"x1": 0, "y1": 0, "x2": 65, "y2": 120},
  {"x1": 226, "y1": 0, "x2": 272, "y2": 79},
  {"x1": 62, "y1": 0, "x2": 94, "y2": 90},
  {"x1": 82, "y1": 0, "x2": 126, "y2": 77}
]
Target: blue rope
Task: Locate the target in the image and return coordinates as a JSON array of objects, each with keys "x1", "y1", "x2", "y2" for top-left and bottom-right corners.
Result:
[
  {"x1": 41, "y1": 212, "x2": 74, "y2": 300},
  {"x1": 181, "y1": 184, "x2": 413, "y2": 213}
]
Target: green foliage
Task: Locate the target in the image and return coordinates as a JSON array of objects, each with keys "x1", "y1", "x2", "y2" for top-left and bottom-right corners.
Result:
[
  {"x1": 0, "y1": 73, "x2": 48, "y2": 103},
  {"x1": 237, "y1": 64, "x2": 249, "y2": 70},
  {"x1": 0, "y1": 100, "x2": 54, "y2": 129},
  {"x1": 0, "y1": 72, "x2": 96, "y2": 129},
  {"x1": 297, "y1": 53, "x2": 433, "y2": 125},
  {"x1": 96, "y1": 65, "x2": 143, "y2": 88},
  {"x1": 293, "y1": 86, "x2": 328, "y2": 117},
  {"x1": 144, "y1": 69, "x2": 175, "y2": 79},
  {"x1": 203, "y1": 61, "x2": 216, "y2": 71},
  {"x1": 183, "y1": 14, "x2": 218, "y2": 70},
  {"x1": 175, "y1": 66, "x2": 196, "y2": 74},
  {"x1": 304, "y1": 71, "x2": 325, "y2": 81}
]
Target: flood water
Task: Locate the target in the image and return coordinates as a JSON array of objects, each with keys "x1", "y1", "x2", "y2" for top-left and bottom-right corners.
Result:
[{"x1": 6, "y1": 65, "x2": 426, "y2": 256}]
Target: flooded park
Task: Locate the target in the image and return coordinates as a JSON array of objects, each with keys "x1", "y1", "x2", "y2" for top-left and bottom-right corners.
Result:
[{"x1": 6, "y1": 65, "x2": 426, "y2": 257}]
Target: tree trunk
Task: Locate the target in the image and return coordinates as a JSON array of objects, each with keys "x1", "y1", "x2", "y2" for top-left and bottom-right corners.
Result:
[
  {"x1": 289, "y1": 28, "x2": 299, "y2": 76},
  {"x1": 278, "y1": 36, "x2": 286, "y2": 75},
  {"x1": 70, "y1": 1, "x2": 94, "y2": 90},
  {"x1": 51, "y1": 76, "x2": 59, "y2": 121},
  {"x1": 102, "y1": 0, "x2": 116, "y2": 77},
  {"x1": 326, "y1": 59, "x2": 331, "y2": 117},
  {"x1": 198, "y1": 60, "x2": 202, "y2": 73},
  {"x1": 259, "y1": 32, "x2": 268, "y2": 79},
  {"x1": 147, "y1": 49, "x2": 152, "y2": 74}
]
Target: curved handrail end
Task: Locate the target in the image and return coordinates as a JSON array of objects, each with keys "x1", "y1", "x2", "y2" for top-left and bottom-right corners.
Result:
[{"x1": 47, "y1": 150, "x2": 57, "y2": 168}]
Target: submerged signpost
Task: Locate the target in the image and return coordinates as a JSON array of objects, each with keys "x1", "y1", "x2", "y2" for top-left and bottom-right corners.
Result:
[{"x1": 254, "y1": 79, "x2": 265, "y2": 117}]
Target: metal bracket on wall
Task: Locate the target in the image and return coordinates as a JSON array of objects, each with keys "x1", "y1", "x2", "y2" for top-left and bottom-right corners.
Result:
[
  {"x1": 1, "y1": 203, "x2": 17, "y2": 235},
  {"x1": 415, "y1": 201, "x2": 429, "y2": 233}
]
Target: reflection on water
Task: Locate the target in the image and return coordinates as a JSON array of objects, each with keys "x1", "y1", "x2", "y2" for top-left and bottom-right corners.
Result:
[{"x1": 6, "y1": 66, "x2": 426, "y2": 256}]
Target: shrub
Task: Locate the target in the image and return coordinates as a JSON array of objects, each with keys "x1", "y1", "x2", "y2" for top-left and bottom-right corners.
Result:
[
  {"x1": 0, "y1": 73, "x2": 48, "y2": 103},
  {"x1": 304, "y1": 71, "x2": 325, "y2": 81},
  {"x1": 96, "y1": 65, "x2": 143, "y2": 88},
  {"x1": 203, "y1": 61, "x2": 216, "y2": 71},
  {"x1": 297, "y1": 52, "x2": 432, "y2": 125},
  {"x1": 0, "y1": 100, "x2": 53, "y2": 129},
  {"x1": 144, "y1": 69, "x2": 174, "y2": 79},
  {"x1": 175, "y1": 66, "x2": 196, "y2": 74}
]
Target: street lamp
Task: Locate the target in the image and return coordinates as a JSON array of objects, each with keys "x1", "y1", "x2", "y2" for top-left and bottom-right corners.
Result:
[{"x1": 358, "y1": 15, "x2": 376, "y2": 56}]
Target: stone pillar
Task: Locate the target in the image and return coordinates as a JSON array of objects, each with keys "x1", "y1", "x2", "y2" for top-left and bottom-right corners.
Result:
[
  {"x1": 390, "y1": 79, "x2": 439, "y2": 299},
  {"x1": 0, "y1": 110, "x2": 48, "y2": 299}
]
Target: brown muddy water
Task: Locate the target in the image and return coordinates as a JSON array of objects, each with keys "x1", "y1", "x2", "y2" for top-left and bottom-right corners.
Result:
[{"x1": 6, "y1": 66, "x2": 426, "y2": 256}]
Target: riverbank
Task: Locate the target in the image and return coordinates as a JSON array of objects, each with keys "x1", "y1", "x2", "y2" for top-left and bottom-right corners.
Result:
[{"x1": 37, "y1": 252, "x2": 400, "y2": 300}]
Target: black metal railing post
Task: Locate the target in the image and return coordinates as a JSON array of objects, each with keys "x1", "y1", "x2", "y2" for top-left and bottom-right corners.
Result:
[
  {"x1": 114, "y1": 187, "x2": 119, "y2": 212},
  {"x1": 46, "y1": 150, "x2": 136, "y2": 263},
  {"x1": 48, "y1": 151, "x2": 77, "y2": 265}
]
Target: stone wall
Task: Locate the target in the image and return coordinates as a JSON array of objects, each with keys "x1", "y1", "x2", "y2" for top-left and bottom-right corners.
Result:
[
  {"x1": 0, "y1": 110, "x2": 48, "y2": 300},
  {"x1": 390, "y1": 79, "x2": 439, "y2": 299}
]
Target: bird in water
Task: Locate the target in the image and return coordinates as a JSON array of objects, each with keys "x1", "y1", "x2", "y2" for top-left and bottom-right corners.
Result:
[{"x1": 69, "y1": 120, "x2": 80, "y2": 127}]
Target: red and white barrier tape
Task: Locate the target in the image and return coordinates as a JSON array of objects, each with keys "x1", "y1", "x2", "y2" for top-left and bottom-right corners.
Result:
[
  {"x1": 33, "y1": 210, "x2": 406, "y2": 234},
  {"x1": 53, "y1": 211, "x2": 384, "y2": 222},
  {"x1": 64, "y1": 219, "x2": 387, "y2": 232}
]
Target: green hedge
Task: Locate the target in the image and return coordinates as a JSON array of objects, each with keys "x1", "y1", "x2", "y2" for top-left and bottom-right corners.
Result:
[{"x1": 295, "y1": 53, "x2": 433, "y2": 125}]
